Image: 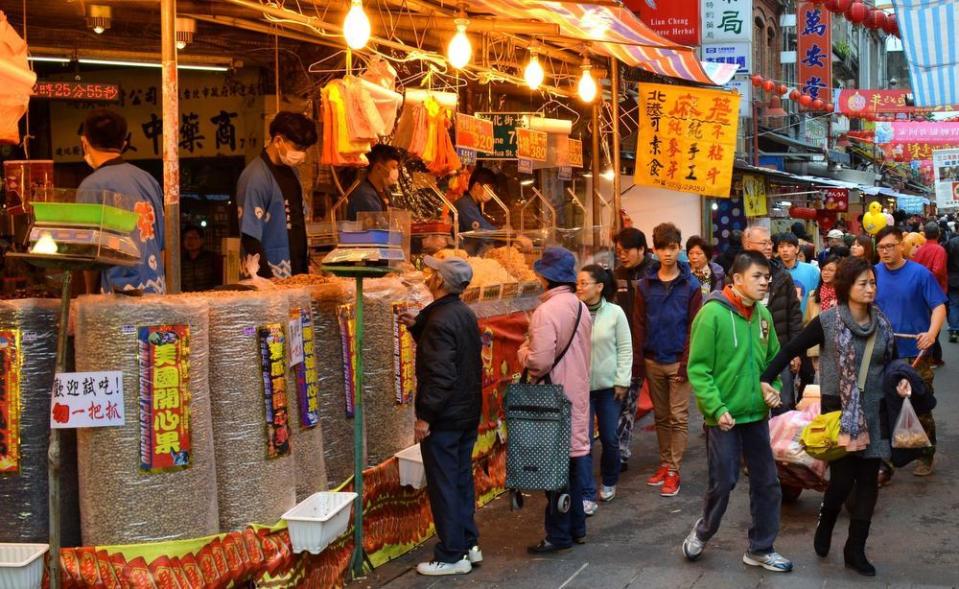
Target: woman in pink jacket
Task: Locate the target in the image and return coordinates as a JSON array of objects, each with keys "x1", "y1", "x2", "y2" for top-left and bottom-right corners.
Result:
[{"x1": 519, "y1": 246, "x2": 592, "y2": 553}]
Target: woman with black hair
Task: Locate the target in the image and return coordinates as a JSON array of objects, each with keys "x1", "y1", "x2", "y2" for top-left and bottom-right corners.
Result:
[{"x1": 576, "y1": 264, "x2": 632, "y2": 513}]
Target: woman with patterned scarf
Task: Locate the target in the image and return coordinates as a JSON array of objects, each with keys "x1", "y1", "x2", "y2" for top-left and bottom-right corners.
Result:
[
  {"x1": 803, "y1": 254, "x2": 842, "y2": 372},
  {"x1": 760, "y1": 256, "x2": 912, "y2": 577}
]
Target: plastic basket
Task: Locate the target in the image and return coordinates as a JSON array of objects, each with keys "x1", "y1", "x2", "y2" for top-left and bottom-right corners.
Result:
[
  {"x1": 282, "y1": 492, "x2": 357, "y2": 555},
  {"x1": 0, "y1": 544, "x2": 48, "y2": 589},
  {"x1": 32, "y1": 202, "x2": 139, "y2": 233},
  {"x1": 395, "y1": 444, "x2": 427, "y2": 489}
]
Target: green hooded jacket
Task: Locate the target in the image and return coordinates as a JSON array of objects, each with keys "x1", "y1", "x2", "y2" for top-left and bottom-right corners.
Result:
[{"x1": 687, "y1": 289, "x2": 781, "y2": 426}]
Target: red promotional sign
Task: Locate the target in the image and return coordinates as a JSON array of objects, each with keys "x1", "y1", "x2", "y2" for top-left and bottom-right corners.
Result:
[
  {"x1": 797, "y1": 2, "x2": 832, "y2": 102},
  {"x1": 625, "y1": 0, "x2": 700, "y2": 45},
  {"x1": 836, "y1": 89, "x2": 959, "y2": 117},
  {"x1": 454, "y1": 113, "x2": 495, "y2": 154},
  {"x1": 822, "y1": 188, "x2": 848, "y2": 212},
  {"x1": 33, "y1": 81, "x2": 120, "y2": 102}
]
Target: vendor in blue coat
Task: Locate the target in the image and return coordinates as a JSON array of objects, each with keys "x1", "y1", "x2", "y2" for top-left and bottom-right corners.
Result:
[
  {"x1": 236, "y1": 112, "x2": 317, "y2": 278},
  {"x1": 346, "y1": 144, "x2": 401, "y2": 222},
  {"x1": 77, "y1": 109, "x2": 166, "y2": 294},
  {"x1": 454, "y1": 167, "x2": 531, "y2": 255}
]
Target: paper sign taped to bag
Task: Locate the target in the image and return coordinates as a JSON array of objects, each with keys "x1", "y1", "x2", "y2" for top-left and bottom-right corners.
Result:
[
  {"x1": 51, "y1": 371, "x2": 124, "y2": 429},
  {"x1": 288, "y1": 316, "x2": 304, "y2": 367}
]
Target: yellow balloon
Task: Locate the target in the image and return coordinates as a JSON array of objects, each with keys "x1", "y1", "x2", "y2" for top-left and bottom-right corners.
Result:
[{"x1": 862, "y1": 201, "x2": 887, "y2": 235}]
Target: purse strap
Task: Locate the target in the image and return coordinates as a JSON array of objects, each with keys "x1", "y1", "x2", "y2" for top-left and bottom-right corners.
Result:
[
  {"x1": 857, "y1": 330, "x2": 877, "y2": 390},
  {"x1": 534, "y1": 300, "x2": 583, "y2": 385}
]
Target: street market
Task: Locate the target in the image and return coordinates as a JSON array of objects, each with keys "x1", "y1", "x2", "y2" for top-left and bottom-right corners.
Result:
[{"x1": 0, "y1": 0, "x2": 957, "y2": 587}]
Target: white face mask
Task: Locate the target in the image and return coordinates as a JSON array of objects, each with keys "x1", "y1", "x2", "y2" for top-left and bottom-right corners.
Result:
[{"x1": 280, "y1": 149, "x2": 306, "y2": 167}]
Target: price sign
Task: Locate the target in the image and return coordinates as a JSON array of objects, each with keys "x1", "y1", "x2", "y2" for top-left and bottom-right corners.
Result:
[
  {"x1": 516, "y1": 127, "x2": 548, "y2": 162},
  {"x1": 475, "y1": 112, "x2": 539, "y2": 159},
  {"x1": 455, "y1": 113, "x2": 495, "y2": 153},
  {"x1": 288, "y1": 316, "x2": 304, "y2": 367},
  {"x1": 50, "y1": 371, "x2": 124, "y2": 429},
  {"x1": 518, "y1": 158, "x2": 533, "y2": 174},
  {"x1": 567, "y1": 139, "x2": 584, "y2": 168},
  {"x1": 32, "y1": 81, "x2": 120, "y2": 102}
]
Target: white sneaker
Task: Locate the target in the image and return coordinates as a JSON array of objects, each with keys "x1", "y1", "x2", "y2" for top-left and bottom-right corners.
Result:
[
  {"x1": 583, "y1": 499, "x2": 599, "y2": 516},
  {"x1": 599, "y1": 485, "x2": 616, "y2": 502},
  {"x1": 468, "y1": 545, "x2": 483, "y2": 565},
  {"x1": 416, "y1": 557, "x2": 472, "y2": 576},
  {"x1": 682, "y1": 519, "x2": 705, "y2": 561}
]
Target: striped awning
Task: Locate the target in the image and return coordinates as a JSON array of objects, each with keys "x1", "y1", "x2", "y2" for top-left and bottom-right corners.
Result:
[
  {"x1": 891, "y1": 0, "x2": 959, "y2": 107},
  {"x1": 467, "y1": 0, "x2": 737, "y2": 86}
]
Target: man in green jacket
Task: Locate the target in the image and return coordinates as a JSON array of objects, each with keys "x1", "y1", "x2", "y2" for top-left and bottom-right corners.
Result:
[{"x1": 681, "y1": 251, "x2": 794, "y2": 573}]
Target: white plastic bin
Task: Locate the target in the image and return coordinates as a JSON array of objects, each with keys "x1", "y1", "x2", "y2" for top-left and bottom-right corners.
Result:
[
  {"x1": 0, "y1": 543, "x2": 48, "y2": 589},
  {"x1": 282, "y1": 492, "x2": 357, "y2": 554},
  {"x1": 395, "y1": 444, "x2": 427, "y2": 489}
]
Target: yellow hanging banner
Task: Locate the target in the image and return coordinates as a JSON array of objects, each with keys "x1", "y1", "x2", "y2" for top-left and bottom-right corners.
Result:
[
  {"x1": 633, "y1": 83, "x2": 740, "y2": 198},
  {"x1": 742, "y1": 174, "x2": 768, "y2": 217}
]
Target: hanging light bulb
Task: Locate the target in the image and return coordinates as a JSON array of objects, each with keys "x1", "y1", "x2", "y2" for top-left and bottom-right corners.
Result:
[
  {"x1": 448, "y1": 18, "x2": 472, "y2": 69},
  {"x1": 601, "y1": 167, "x2": 615, "y2": 181},
  {"x1": 578, "y1": 63, "x2": 597, "y2": 103},
  {"x1": 343, "y1": 0, "x2": 371, "y2": 50},
  {"x1": 524, "y1": 49, "x2": 545, "y2": 90}
]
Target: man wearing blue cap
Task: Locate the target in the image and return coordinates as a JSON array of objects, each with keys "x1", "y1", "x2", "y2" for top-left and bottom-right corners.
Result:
[{"x1": 403, "y1": 255, "x2": 483, "y2": 576}]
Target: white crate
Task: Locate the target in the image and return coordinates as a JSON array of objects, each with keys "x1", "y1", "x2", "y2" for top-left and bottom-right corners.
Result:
[
  {"x1": 0, "y1": 544, "x2": 48, "y2": 589},
  {"x1": 282, "y1": 492, "x2": 357, "y2": 555},
  {"x1": 395, "y1": 444, "x2": 427, "y2": 489}
]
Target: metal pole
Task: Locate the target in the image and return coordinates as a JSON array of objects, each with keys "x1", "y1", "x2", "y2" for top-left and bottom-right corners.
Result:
[
  {"x1": 610, "y1": 58, "x2": 622, "y2": 233},
  {"x1": 161, "y1": 0, "x2": 181, "y2": 294},
  {"x1": 350, "y1": 275, "x2": 366, "y2": 578},
  {"x1": 591, "y1": 103, "x2": 602, "y2": 230},
  {"x1": 47, "y1": 272, "x2": 72, "y2": 589}
]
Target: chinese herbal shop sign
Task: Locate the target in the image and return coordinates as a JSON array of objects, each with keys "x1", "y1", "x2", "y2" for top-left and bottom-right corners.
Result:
[
  {"x1": 50, "y1": 371, "x2": 124, "y2": 429},
  {"x1": 702, "y1": 0, "x2": 751, "y2": 43},
  {"x1": 634, "y1": 83, "x2": 740, "y2": 198},
  {"x1": 258, "y1": 324, "x2": 292, "y2": 459},
  {"x1": 626, "y1": 0, "x2": 700, "y2": 45},
  {"x1": 137, "y1": 325, "x2": 191, "y2": 473},
  {"x1": 0, "y1": 330, "x2": 20, "y2": 474},
  {"x1": 455, "y1": 114, "x2": 495, "y2": 154},
  {"x1": 798, "y1": 2, "x2": 832, "y2": 101}
]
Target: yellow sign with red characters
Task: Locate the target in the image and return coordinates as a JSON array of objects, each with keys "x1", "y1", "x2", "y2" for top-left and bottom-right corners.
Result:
[
  {"x1": 516, "y1": 127, "x2": 548, "y2": 162},
  {"x1": 138, "y1": 325, "x2": 191, "y2": 473},
  {"x1": 634, "y1": 83, "x2": 740, "y2": 198}
]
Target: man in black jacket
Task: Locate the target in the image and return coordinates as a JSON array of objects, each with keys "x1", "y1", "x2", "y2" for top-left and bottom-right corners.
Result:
[{"x1": 404, "y1": 255, "x2": 483, "y2": 576}]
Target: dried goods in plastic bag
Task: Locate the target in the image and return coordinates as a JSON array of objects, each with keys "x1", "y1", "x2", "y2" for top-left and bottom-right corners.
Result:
[{"x1": 892, "y1": 397, "x2": 931, "y2": 449}]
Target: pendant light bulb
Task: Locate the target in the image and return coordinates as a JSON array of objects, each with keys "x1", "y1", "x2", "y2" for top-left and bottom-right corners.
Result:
[
  {"x1": 343, "y1": 0, "x2": 371, "y2": 50},
  {"x1": 524, "y1": 52, "x2": 545, "y2": 90},
  {"x1": 448, "y1": 19, "x2": 472, "y2": 69},
  {"x1": 578, "y1": 65, "x2": 597, "y2": 103}
]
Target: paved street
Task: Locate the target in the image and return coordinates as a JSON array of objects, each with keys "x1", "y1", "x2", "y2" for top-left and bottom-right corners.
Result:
[{"x1": 362, "y1": 344, "x2": 959, "y2": 589}]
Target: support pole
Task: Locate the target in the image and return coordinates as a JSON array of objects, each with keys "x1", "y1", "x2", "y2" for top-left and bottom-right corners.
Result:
[
  {"x1": 161, "y1": 0, "x2": 181, "y2": 294},
  {"x1": 610, "y1": 58, "x2": 622, "y2": 233},
  {"x1": 47, "y1": 272, "x2": 72, "y2": 589},
  {"x1": 591, "y1": 102, "x2": 602, "y2": 231},
  {"x1": 350, "y1": 275, "x2": 366, "y2": 578}
]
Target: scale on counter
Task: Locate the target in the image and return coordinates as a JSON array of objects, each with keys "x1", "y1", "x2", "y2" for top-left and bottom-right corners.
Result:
[{"x1": 322, "y1": 212, "x2": 408, "y2": 267}]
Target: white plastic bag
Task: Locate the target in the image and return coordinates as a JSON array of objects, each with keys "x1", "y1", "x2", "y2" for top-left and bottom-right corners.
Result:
[{"x1": 892, "y1": 397, "x2": 931, "y2": 449}]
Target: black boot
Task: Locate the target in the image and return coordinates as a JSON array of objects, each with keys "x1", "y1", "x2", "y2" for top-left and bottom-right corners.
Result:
[
  {"x1": 844, "y1": 519, "x2": 876, "y2": 576},
  {"x1": 814, "y1": 505, "x2": 841, "y2": 557}
]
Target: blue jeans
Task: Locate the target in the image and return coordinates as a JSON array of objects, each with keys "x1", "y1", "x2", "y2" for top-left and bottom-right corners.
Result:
[
  {"x1": 545, "y1": 456, "x2": 586, "y2": 547},
  {"x1": 581, "y1": 388, "x2": 623, "y2": 501},
  {"x1": 948, "y1": 288, "x2": 959, "y2": 335},
  {"x1": 695, "y1": 420, "x2": 781, "y2": 555},
  {"x1": 421, "y1": 429, "x2": 479, "y2": 563}
]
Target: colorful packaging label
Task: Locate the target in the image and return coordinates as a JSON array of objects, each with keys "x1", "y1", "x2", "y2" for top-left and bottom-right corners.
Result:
[{"x1": 138, "y1": 325, "x2": 191, "y2": 473}]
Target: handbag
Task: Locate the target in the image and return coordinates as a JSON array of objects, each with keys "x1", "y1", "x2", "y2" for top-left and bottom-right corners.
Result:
[{"x1": 801, "y1": 328, "x2": 876, "y2": 462}]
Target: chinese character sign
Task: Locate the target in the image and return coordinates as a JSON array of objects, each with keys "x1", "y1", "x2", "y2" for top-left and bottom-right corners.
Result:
[
  {"x1": 455, "y1": 114, "x2": 495, "y2": 153},
  {"x1": 932, "y1": 148, "x2": 959, "y2": 210},
  {"x1": 701, "y1": 0, "x2": 751, "y2": 42},
  {"x1": 337, "y1": 304, "x2": 357, "y2": 418},
  {"x1": 392, "y1": 303, "x2": 417, "y2": 405},
  {"x1": 798, "y1": 2, "x2": 832, "y2": 101},
  {"x1": 0, "y1": 331, "x2": 20, "y2": 474},
  {"x1": 702, "y1": 43, "x2": 751, "y2": 75},
  {"x1": 742, "y1": 174, "x2": 768, "y2": 217},
  {"x1": 634, "y1": 83, "x2": 740, "y2": 198},
  {"x1": 258, "y1": 324, "x2": 291, "y2": 459},
  {"x1": 627, "y1": 0, "x2": 700, "y2": 45},
  {"x1": 516, "y1": 128, "x2": 548, "y2": 162},
  {"x1": 32, "y1": 81, "x2": 120, "y2": 102},
  {"x1": 136, "y1": 325, "x2": 190, "y2": 473},
  {"x1": 292, "y1": 308, "x2": 320, "y2": 429},
  {"x1": 822, "y1": 188, "x2": 849, "y2": 212},
  {"x1": 51, "y1": 370, "x2": 124, "y2": 430}
]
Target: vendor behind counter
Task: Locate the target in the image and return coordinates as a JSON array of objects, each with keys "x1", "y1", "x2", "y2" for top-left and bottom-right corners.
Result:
[
  {"x1": 346, "y1": 144, "x2": 401, "y2": 222},
  {"x1": 455, "y1": 167, "x2": 531, "y2": 256}
]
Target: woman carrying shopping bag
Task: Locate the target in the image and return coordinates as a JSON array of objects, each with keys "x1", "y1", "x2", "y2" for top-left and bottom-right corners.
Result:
[
  {"x1": 760, "y1": 256, "x2": 911, "y2": 576},
  {"x1": 577, "y1": 264, "x2": 632, "y2": 515},
  {"x1": 519, "y1": 247, "x2": 592, "y2": 553}
]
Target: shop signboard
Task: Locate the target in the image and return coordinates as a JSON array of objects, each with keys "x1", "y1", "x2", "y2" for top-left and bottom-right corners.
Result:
[
  {"x1": 51, "y1": 370, "x2": 124, "y2": 430},
  {"x1": 33, "y1": 80, "x2": 120, "y2": 102},
  {"x1": 454, "y1": 113, "x2": 495, "y2": 153},
  {"x1": 742, "y1": 174, "x2": 767, "y2": 217},
  {"x1": 932, "y1": 148, "x2": 959, "y2": 210},
  {"x1": 516, "y1": 127, "x2": 548, "y2": 162},
  {"x1": 257, "y1": 324, "x2": 291, "y2": 459},
  {"x1": 475, "y1": 112, "x2": 538, "y2": 159},
  {"x1": 726, "y1": 75, "x2": 751, "y2": 118},
  {"x1": 136, "y1": 325, "x2": 190, "y2": 473},
  {"x1": 702, "y1": 43, "x2": 751, "y2": 75},
  {"x1": 701, "y1": 0, "x2": 751, "y2": 43},
  {"x1": 797, "y1": 2, "x2": 832, "y2": 101},
  {"x1": 0, "y1": 330, "x2": 20, "y2": 474},
  {"x1": 822, "y1": 188, "x2": 849, "y2": 212},
  {"x1": 882, "y1": 142, "x2": 959, "y2": 162},
  {"x1": 875, "y1": 122, "x2": 959, "y2": 145},
  {"x1": 626, "y1": 0, "x2": 700, "y2": 45},
  {"x1": 634, "y1": 82, "x2": 741, "y2": 198},
  {"x1": 833, "y1": 89, "x2": 959, "y2": 116}
]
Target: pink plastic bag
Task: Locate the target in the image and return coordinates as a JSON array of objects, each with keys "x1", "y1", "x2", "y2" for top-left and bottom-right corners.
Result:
[{"x1": 769, "y1": 405, "x2": 827, "y2": 486}]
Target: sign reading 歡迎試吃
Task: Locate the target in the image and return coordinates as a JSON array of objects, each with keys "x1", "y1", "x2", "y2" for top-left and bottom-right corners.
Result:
[
  {"x1": 634, "y1": 83, "x2": 740, "y2": 198},
  {"x1": 516, "y1": 128, "x2": 548, "y2": 162},
  {"x1": 33, "y1": 81, "x2": 120, "y2": 102},
  {"x1": 258, "y1": 324, "x2": 291, "y2": 458},
  {"x1": 626, "y1": 0, "x2": 700, "y2": 45},
  {"x1": 50, "y1": 370, "x2": 124, "y2": 430},
  {"x1": 933, "y1": 148, "x2": 959, "y2": 210},
  {"x1": 292, "y1": 308, "x2": 320, "y2": 429},
  {"x1": 702, "y1": 43, "x2": 751, "y2": 75},
  {"x1": 797, "y1": 2, "x2": 832, "y2": 102},
  {"x1": 136, "y1": 325, "x2": 190, "y2": 473},
  {"x1": 455, "y1": 114, "x2": 495, "y2": 154},
  {"x1": 337, "y1": 304, "x2": 357, "y2": 418},
  {"x1": 0, "y1": 331, "x2": 20, "y2": 474},
  {"x1": 701, "y1": 0, "x2": 751, "y2": 43},
  {"x1": 392, "y1": 303, "x2": 416, "y2": 405},
  {"x1": 742, "y1": 174, "x2": 767, "y2": 217}
]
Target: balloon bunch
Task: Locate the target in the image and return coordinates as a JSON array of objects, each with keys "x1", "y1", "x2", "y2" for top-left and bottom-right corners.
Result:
[
  {"x1": 816, "y1": 0, "x2": 899, "y2": 37},
  {"x1": 750, "y1": 74, "x2": 834, "y2": 112}
]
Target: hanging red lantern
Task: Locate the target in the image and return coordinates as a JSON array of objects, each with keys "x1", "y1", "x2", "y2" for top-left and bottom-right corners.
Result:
[
  {"x1": 834, "y1": 0, "x2": 853, "y2": 14},
  {"x1": 824, "y1": 0, "x2": 840, "y2": 11},
  {"x1": 799, "y1": 94, "x2": 814, "y2": 107},
  {"x1": 824, "y1": 102, "x2": 835, "y2": 112},
  {"x1": 789, "y1": 206, "x2": 818, "y2": 220},
  {"x1": 847, "y1": 2, "x2": 869, "y2": 24},
  {"x1": 789, "y1": 89, "x2": 802, "y2": 101},
  {"x1": 777, "y1": 84, "x2": 789, "y2": 95},
  {"x1": 887, "y1": 13, "x2": 899, "y2": 36},
  {"x1": 870, "y1": 10, "x2": 887, "y2": 30},
  {"x1": 763, "y1": 79, "x2": 776, "y2": 92},
  {"x1": 751, "y1": 74, "x2": 764, "y2": 87},
  {"x1": 812, "y1": 99, "x2": 825, "y2": 111}
]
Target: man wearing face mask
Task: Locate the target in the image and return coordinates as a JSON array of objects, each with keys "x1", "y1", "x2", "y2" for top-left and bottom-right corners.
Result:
[
  {"x1": 455, "y1": 167, "x2": 532, "y2": 255},
  {"x1": 77, "y1": 109, "x2": 166, "y2": 294},
  {"x1": 236, "y1": 111, "x2": 317, "y2": 278},
  {"x1": 346, "y1": 144, "x2": 402, "y2": 222}
]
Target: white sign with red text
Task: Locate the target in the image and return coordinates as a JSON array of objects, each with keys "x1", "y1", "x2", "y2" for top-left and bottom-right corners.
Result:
[{"x1": 50, "y1": 371, "x2": 125, "y2": 429}]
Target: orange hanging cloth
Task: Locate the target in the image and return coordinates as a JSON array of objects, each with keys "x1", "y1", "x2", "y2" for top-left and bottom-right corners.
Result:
[{"x1": 0, "y1": 11, "x2": 36, "y2": 145}]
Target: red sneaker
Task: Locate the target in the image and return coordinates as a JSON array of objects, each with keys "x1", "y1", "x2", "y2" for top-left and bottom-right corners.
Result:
[
  {"x1": 646, "y1": 464, "x2": 670, "y2": 486},
  {"x1": 661, "y1": 471, "x2": 680, "y2": 497}
]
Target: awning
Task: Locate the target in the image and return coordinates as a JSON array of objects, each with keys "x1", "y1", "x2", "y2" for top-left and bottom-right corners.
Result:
[
  {"x1": 733, "y1": 161, "x2": 860, "y2": 189},
  {"x1": 467, "y1": 1, "x2": 737, "y2": 86},
  {"x1": 891, "y1": 0, "x2": 959, "y2": 107}
]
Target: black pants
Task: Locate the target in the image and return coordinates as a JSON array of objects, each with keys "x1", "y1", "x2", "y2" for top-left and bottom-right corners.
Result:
[
  {"x1": 823, "y1": 456, "x2": 881, "y2": 521},
  {"x1": 421, "y1": 429, "x2": 479, "y2": 563}
]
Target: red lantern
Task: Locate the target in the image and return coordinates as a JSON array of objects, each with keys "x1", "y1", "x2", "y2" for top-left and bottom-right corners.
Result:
[
  {"x1": 777, "y1": 84, "x2": 789, "y2": 95},
  {"x1": 789, "y1": 206, "x2": 818, "y2": 220},
  {"x1": 824, "y1": 0, "x2": 839, "y2": 11},
  {"x1": 887, "y1": 13, "x2": 899, "y2": 36},
  {"x1": 812, "y1": 99, "x2": 825, "y2": 111},
  {"x1": 835, "y1": 0, "x2": 853, "y2": 14},
  {"x1": 870, "y1": 10, "x2": 887, "y2": 30},
  {"x1": 789, "y1": 89, "x2": 801, "y2": 101},
  {"x1": 751, "y1": 74, "x2": 764, "y2": 87},
  {"x1": 847, "y1": 2, "x2": 869, "y2": 24},
  {"x1": 824, "y1": 102, "x2": 835, "y2": 112},
  {"x1": 799, "y1": 94, "x2": 814, "y2": 107},
  {"x1": 763, "y1": 79, "x2": 776, "y2": 92}
]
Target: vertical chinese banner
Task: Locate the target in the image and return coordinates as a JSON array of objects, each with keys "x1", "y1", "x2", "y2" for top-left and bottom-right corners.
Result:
[
  {"x1": 337, "y1": 304, "x2": 357, "y2": 418},
  {"x1": 0, "y1": 330, "x2": 20, "y2": 474},
  {"x1": 798, "y1": 2, "x2": 832, "y2": 102},
  {"x1": 392, "y1": 303, "x2": 416, "y2": 405},
  {"x1": 257, "y1": 324, "x2": 291, "y2": 458},
  {"x1": 742, "y1": 174, "x2": 768, "y2": 217},
  {"x1": 292, "y1": 308, "x2": 320, "y2": 428},
  {"x1": 137, "y1": 325, "x2": 191, "y2": 473},
  {"x1": 633, "y1": 83, "x2": 740, "y2": 198}
]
